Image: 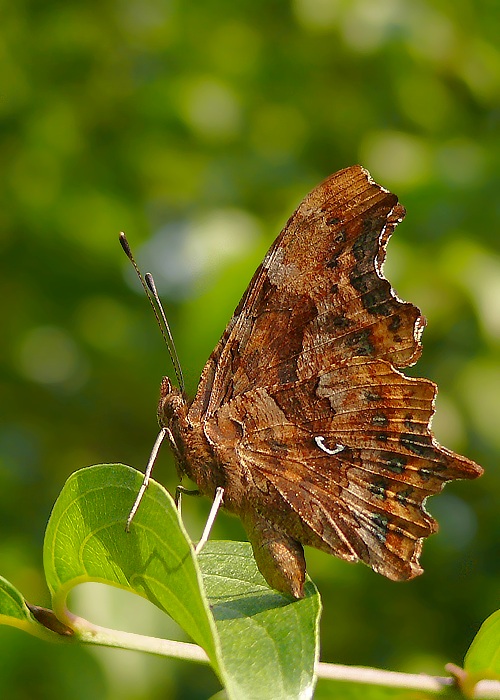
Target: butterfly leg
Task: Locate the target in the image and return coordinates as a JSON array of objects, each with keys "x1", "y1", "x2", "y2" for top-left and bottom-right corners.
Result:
[
  {"x1": 126, "y1": 427, "x2": 168, "y2": 531},
  {"x1": 195, "y1": 486, "x2": 224, "y2": 554},
  {"x1": 174, "y1": 485, "x2": 201, "y2": 518},
  {"x1": 175, "y1": 486, "x2": 202, "y2": 504},
  {"x1": 246, "y1": 517, "x2": 306, "y2": 599}
]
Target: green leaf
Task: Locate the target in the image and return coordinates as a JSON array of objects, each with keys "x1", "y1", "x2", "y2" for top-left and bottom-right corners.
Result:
[
  {"x1": 0, "y1": 576, "x2": 31, "y2": 622},
  {"x1": 464, "y1": 609, "x2": 500, "y2": 680},
  {"x1": 200, "y1": 541, "x2": 320, "y2": 700},
  {"x1": 0, "y1": 576, "x2": 59, "y2": 641},
  {"x1": 43, "y1": 464, "x2": 218, "y2": 661},
  {"x1": 41, "y1": 464, "x2": 321, "y2": 699}
]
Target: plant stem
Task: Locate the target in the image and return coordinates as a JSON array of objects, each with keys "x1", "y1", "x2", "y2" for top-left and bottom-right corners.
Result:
[{"x1": 69, "y1": 620, "x2": 500, "y2": 697}]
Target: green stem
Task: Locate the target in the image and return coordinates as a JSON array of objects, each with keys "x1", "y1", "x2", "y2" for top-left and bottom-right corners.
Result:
[{"x1": 57, "y1": 616, "x2": 500, "y2": 698}]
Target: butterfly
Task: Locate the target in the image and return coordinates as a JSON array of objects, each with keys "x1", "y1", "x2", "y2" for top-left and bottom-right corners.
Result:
[{"x1": 140, "y1": 165, "x2": 483, "y2": 598}]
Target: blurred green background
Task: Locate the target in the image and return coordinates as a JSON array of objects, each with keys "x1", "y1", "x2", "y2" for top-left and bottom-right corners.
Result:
[{"x1": 0, "y1": 0, "x2": 498, "y2": 698}]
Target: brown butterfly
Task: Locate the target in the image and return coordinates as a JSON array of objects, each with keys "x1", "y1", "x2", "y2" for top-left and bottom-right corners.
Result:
[{"x1": 130, "y1": 165, "x2": 483, "y2": 598}]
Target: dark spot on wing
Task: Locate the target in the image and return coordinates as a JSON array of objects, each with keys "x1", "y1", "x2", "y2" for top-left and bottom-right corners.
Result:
[
  {"x1": 365, "y1": 391, "x2": 382, "y2": 402},
  {"x1": 372, "y1": 412, "x2": 389, "y2": 427},
  {"x1": 269, "y1": 439, "x2": 289, "y2": 454},
  {"x1": 396, "y1": 486, "x2": 415, "y2": 504},
  {"x1": 371, "y1": 513, "x2": 389, "y2": 542},
  {"x1": 369, "y1": 478, "x2": 388, "y2": 500},
  {"x1": 324, "y1": 313, "x2": 354, "y2": 332},
  {"x1": 326, "y1": 252, "x2": 341, "y2": 269},
  {"x1": 348, "y1": 329, "x2": 375, "y2": 356},
  {"x1": 389, "y1": 315, "x2": 401, "y2": 332},
  {"x1": 400, "y1": 433, "x2": 436, "y2": 460},
  {"x1": 384, "y1": 454, "x2": 407, "y2": 474}
]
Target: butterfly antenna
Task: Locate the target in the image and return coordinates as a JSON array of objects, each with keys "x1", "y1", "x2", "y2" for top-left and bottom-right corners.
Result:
[
  {"x1": 119, "y1": 232, "x2": 185, "y2": 392},
  {"x1": 144, "y1": 272, "x2": 185, "y2": 392}
]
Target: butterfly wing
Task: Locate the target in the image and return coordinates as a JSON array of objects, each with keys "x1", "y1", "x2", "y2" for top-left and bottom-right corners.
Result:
[
  {"x1": 183, "y1": 165, "x2": 482, "y2": 596},
  {"x1": 205, "y1": 358, "x2": 481, "y2": 587},
  {"x1": 189, "y1": 165, "x2": 423, "y2": 423}
]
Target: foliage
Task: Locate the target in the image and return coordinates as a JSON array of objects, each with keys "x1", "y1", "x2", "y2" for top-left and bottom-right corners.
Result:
[{"x1": 2, "y1": 465, "x2": 320, "y2": 699}]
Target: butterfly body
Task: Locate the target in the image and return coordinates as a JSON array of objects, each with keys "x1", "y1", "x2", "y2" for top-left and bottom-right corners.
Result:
[
  {"x1": 159, "y1": 379, "x2": 311, "y2": 597},
  {"x1": 157, "y1": 165, "x2": 482, "y2": 599}
]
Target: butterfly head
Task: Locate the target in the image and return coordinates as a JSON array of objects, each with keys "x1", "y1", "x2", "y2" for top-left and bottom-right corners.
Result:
[
  {"x1": 156, "y1": 375, "x2": 214, "y2": 489},
  {"x1": 157, "y1": 376, "x2": 187, "y2": 429}
]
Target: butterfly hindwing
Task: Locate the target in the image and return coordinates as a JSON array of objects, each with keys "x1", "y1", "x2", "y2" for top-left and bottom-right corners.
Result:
[{"x1": 205, "y1": 356, "x2": 480, "y2": 585}]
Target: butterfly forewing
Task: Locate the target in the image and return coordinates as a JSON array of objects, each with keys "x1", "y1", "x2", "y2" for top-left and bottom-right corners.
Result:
[{"x1": 191, "y1": 166, "x2": 423, "y2": 423}]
